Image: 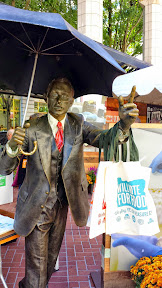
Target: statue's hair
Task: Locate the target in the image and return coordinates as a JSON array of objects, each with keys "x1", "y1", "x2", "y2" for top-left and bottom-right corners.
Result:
[{"x1": 44, "y1": 78, "x2": 74, "y2": 99}]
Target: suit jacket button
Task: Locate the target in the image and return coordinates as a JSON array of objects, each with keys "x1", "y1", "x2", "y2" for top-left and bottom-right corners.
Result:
[{"x1": 41, "y1": 205, "x2": 44, "y2": 209}]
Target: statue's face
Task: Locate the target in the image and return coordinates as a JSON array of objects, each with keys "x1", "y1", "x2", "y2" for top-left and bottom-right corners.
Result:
[{"x1": 47, "y1": 80, "x2": 74, "y2": 120}]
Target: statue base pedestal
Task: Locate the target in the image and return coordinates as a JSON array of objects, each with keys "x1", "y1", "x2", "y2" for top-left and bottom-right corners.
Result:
[{"x1": 90, "y1": 269, "x2": 136, "y2": 288}]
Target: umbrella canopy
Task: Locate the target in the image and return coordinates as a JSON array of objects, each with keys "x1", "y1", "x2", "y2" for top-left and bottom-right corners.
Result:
[
  {"x1": 0, "y1": 3, "x2": 125, "y2": 99},
  {"x1": 112, "y1": 66, "x2": 162, "y2": 105}
]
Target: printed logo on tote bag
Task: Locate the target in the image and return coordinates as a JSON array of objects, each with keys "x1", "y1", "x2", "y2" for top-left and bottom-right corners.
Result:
[{"x1": 117, "y1": 178, "x2": 148, "y2": 210}]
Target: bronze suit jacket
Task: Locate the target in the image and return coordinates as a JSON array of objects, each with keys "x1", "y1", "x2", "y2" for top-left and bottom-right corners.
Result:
[{"x1": 0, "y1": 113, "x2": 104, "y2": 237}]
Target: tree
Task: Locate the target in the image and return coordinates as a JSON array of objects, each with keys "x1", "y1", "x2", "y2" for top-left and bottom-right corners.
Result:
[
  {"x1": 1, "y1": 95, "x2": 13, "y2": 130},
  {"x1": 103, "y1": 0, "x2": 143, "y2": 57},
  {"x1": 0, "y1": 0, "x2": 77, "y2": 28}
]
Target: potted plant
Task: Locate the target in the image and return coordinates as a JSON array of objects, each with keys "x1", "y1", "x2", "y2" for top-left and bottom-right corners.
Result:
[
  {"x1": 130, "y1": 255, "x2": 162, "y2": 287},
  {"x1": 86, "y1": 166, "x2": 97, "y2": 194}
]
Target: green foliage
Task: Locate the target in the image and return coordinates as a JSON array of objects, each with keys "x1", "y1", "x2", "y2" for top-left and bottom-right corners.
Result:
[
  {"x1": 0, "y1": 0, "x2": 77, "y2": 28},
  {"x1": 103, "y1": 0, "x2": 143, "y2": 57},
  {"x1": 0, "y1": 0, "x2": 26, "y2": 9}
]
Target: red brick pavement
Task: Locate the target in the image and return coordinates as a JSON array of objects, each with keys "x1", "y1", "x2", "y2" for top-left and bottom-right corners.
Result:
[{"x1": 0, "y1": 188, "x2": 102, "y2": 288}]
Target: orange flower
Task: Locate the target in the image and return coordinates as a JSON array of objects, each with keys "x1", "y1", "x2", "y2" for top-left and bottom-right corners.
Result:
[
  {"x1": 86, "y1": 174, "x2": 93, "y2": 185},
  {"x1": 131, "y1": 255, "x2": 162, "y2": 287},
  {"x1": 86, "y1": 167, "x2": 97, "y2": 185}
]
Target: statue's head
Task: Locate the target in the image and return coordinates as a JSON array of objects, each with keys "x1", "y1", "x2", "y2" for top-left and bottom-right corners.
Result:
[{"x1": 45, "y1": 78, "x2": 74, "y2": 120}]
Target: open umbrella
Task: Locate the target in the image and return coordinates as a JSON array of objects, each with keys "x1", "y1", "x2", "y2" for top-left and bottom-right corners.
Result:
[{"x1": 0, "y1": 3, "x2": 125, "y2": 127}]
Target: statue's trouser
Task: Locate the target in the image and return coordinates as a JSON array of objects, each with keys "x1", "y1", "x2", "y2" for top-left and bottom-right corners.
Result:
[{"x1": 19, "y1": 200, "x2": 68, "y2": 288}]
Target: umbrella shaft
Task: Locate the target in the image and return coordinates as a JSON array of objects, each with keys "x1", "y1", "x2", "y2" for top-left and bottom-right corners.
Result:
[{"x1": 21, "y1": 53, "x2": 39, "y2": 127}]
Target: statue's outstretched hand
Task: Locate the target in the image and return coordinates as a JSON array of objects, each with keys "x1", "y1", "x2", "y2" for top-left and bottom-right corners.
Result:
[{"x1": 118, "y1": 86, "x2": 139, "y2": 131}]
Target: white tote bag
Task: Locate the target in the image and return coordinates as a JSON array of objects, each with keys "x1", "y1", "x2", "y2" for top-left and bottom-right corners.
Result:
[
  {"x1": 88, "y1": 161, "x2": 159, "y2": 238},
  {"x1": 88, "y1": 162, "x2": 110, "y2": 239},
  {"x1": 105, "y1": 161, "x2": 159, "y2": 236}
]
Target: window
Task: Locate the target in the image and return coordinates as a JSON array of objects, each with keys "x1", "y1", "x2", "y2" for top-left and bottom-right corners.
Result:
[
  {"x1": 0, "y1": 96, "x2": 20, "y2": 130},
  {"x1": 34, "y1": 101, "x2": 48, "y2": 114},
  {"x1": 10, "y1": 99, "x2": 20, "y2": 129}
]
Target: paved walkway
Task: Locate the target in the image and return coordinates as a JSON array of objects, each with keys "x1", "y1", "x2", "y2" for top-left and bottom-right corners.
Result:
[{"x1": 0, "y1": 188, "x2": 102, "y2": 288}]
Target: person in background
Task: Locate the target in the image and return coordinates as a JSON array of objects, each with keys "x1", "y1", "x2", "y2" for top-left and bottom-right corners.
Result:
[
  {"x1": 12, "y1": 155, "x2": 27, "y2": 189},
  {"x1": 7, "y1": 129, "x2": 14, "y2": 141}
]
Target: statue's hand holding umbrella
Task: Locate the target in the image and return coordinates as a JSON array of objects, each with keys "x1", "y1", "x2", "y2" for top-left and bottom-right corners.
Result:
[{"x1": 8, "y1": 122, "x2": 37, "y2": 156}]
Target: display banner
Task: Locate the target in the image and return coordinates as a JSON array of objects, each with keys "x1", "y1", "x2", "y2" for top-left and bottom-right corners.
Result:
[
  {"x1": 0, "y1": 173, "x2": 13, "y2": 205},
  {"x1": 0, "y1": 176, "x2": 6, "y2": 187}
]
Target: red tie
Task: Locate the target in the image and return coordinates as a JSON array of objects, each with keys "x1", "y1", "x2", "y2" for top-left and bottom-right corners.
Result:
[{"x1": 55, "y1": 121, "x2": 64, "y2": 152}]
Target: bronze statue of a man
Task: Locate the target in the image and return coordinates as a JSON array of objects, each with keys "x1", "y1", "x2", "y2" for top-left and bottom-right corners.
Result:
[{"x1": 0, "y1": 78, "x2": 138, "y2": 288}]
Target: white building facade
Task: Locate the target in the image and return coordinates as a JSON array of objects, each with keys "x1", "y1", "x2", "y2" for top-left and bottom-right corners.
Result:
[{"x1": 139, "y1": 0, "x2": 162, "y2": 66}]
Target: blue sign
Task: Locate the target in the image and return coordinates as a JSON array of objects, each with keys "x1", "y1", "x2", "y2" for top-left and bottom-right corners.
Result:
[{"x1": 117, "y1": 178, "x2": 148, "y2": 210}]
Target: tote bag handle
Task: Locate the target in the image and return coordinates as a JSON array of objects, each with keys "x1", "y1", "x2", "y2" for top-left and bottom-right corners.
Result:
[{"x1": 99, "y1": 123, "x2": 139, "y2": 163}]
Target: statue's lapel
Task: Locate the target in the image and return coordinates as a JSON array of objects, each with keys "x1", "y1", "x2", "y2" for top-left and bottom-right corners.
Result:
[
  {"x1": 36, "y1": 115, "x2": 52, "y2": 184},
  {"x1": 62, "y1": 114, "x2": 77, "y2": 169}
]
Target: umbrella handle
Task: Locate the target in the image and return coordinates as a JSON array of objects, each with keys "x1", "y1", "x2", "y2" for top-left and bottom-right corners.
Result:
[{"x1": 18, "y1": 141, "x2": 37, "y2": 156}]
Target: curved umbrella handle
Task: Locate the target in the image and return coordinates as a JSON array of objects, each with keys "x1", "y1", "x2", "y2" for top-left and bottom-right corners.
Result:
[{"x1": 18, "y1": 141, "x2": 37, "y2": 156}]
